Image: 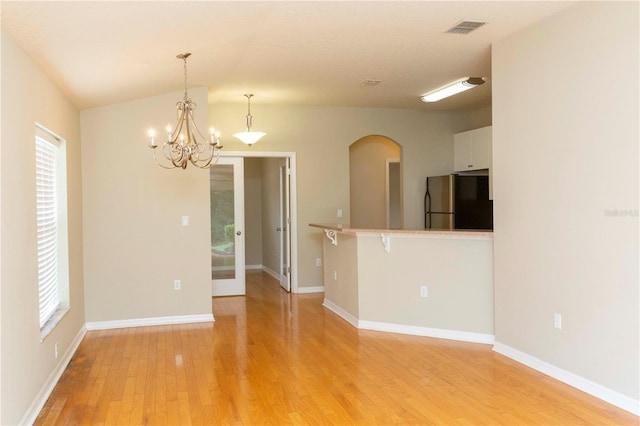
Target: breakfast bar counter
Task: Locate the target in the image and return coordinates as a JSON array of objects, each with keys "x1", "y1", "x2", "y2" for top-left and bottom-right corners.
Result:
[{"x1": 309, "y1": 223, "x2": 494, "y2": 344}]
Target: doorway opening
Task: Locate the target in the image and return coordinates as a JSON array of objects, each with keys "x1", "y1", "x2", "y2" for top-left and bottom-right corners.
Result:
[
  {"x1": 210, "y1": 152, "x2": 298, "y2": 296},
  {"x1": 349, "y1": 135, "x2": 403, "y2": 229}
]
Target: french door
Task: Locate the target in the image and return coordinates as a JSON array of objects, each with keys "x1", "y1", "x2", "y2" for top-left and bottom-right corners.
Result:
[
  {"x1": 210, "y1": 157, "x2": 246, "y2": 296},
  {"x1": 279, "y1": 159, "x2": 291, "y2": 292}
]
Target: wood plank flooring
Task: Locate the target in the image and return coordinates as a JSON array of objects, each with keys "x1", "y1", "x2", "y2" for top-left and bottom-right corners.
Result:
[{"x1": 36, "y1": 271, "x2": 638, "y2": 425}]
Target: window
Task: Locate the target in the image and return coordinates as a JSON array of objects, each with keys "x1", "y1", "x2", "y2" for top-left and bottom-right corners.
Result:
[{"x1": 35, "y1": 125, "x2": 69, "y2": 338}]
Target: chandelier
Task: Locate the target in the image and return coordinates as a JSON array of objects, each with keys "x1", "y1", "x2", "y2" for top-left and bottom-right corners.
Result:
[
  {"x1": 233, "y1": 94, "x2": 266, "y2": 146},
  {"x1": 147, "y1": 53, "x2": 222, "y2": 169}
]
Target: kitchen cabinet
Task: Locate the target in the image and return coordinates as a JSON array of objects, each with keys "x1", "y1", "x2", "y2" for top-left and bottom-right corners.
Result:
[{"x1": 454, "y1": 126, "x2": 492, "y2": 172}]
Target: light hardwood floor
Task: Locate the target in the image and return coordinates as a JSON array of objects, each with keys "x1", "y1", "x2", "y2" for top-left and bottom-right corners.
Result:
[{"x1": 36, "y1": 271, "x2": 637, "y2": 425}]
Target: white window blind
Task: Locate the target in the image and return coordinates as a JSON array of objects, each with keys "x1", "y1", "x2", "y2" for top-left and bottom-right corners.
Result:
[{"x1": 36, "y1": 135, "x2": 60, "y2": 328}]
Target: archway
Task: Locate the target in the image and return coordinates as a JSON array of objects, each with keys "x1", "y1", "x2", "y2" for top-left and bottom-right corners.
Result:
[{"x1": 349, "y1": 135, "x2": 402, "y2": 229}]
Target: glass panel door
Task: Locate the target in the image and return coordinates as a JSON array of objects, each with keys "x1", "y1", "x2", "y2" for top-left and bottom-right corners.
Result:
[{"x1": 211, "y1": 157, "x2": 245, "y2": 296}]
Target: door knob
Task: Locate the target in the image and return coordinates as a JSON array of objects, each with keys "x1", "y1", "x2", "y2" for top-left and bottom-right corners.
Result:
[
  {"x1": 276, "y1": 227, "x2": 281, "y2": 231},
  {"x1": 236, "y1": 231, "x2": 242, "y2": 236}
]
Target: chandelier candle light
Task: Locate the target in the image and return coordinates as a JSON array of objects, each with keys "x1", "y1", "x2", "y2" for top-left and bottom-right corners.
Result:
[
  {"x1": 233, "y1": 94, "x2": 266, "y2": 146},
  {"x1": 147, "y1": 53, "x2": 222, "y2": 169}
]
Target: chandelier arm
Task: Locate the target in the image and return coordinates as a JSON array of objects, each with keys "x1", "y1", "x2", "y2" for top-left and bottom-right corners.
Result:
[
  {"x1": 152, "y1": 148, "x2": 178, "y2": 169},
  {"x1": 186, "y1": 108, "x2": 212, "y2": 145},
  {"x1": 190, "y1": 146, "x2": 220, "y2": 168},
  {"x1": 165, "y1": 142, "x2": 186, "y2": 169},
  {"x1": 169, "y1": 103, "x2": 187, "y2": 143}
]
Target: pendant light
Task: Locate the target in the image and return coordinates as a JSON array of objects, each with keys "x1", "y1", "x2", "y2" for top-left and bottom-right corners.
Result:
[{"x1": 233, "y1": 94, "x2": 266, "y2": 146}]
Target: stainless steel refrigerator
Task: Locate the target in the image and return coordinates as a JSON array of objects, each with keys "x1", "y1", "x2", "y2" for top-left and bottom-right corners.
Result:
[{"x1": 424, "y1": 174, "x2": 493, "y2": 230}]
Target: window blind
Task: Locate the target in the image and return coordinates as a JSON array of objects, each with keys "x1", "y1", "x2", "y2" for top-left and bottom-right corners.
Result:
[{"x1": 36, "y1": 135, "x2": 60, "y2": 328}]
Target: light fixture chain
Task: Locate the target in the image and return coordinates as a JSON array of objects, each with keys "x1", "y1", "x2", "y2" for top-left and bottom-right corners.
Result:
[{"x1": 183, "y1": 56, "x2": 189, "y2": 101}]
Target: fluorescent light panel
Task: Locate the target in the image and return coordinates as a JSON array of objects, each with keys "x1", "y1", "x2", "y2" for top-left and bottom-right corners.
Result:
[{"x1": 420, "y1": 77, "x2": 485, "y2": 103}]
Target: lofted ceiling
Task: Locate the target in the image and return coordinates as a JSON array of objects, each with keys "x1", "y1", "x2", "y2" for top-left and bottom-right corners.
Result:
[{"x1": 1, "y1": 1, "x2": 575, "y2": 111}]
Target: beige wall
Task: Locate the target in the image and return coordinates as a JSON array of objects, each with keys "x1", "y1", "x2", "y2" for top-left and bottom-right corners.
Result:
[
  {"x1": 357, "y1": 235, "x2": 493, "y2": 334},
  {"x1": 349, "y1": 135, "x2": 401, "y2": 228},
  {"x1": 210, "y1": 104, "x2": 474, "y2": 288},
  {"x1": 244, "y1": 158, "x2": 263, "y2": 267},
  {"x1": 260, "y1": 158, "x2": 284, "y2": 274},
  {"x1": 81, "y1": 88, "x2": 212, "y2": 322},
  {"x1": 1, "y1": 31, "x2": 85, "y2": 424},
  {"x1": 493, "y1": 1, "x2": 638, "y2": 401},
  {"x1": 323, "y1": 234, "x2": 359, "y2": 319}
]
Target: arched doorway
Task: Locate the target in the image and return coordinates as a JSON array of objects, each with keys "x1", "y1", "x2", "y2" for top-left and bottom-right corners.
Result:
[{"x1": 349, "y1": 135, "x2": 402, "y2": 229}]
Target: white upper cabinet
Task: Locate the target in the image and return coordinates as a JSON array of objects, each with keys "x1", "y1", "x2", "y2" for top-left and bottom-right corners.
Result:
[{"x1": 453, "y1": 126, "x2": 492, "y2": 172}]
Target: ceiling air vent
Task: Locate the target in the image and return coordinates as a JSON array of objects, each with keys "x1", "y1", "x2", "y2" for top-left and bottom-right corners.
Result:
[{"x1": 445, "y1": 20, "x2": 487, "y2": 34}]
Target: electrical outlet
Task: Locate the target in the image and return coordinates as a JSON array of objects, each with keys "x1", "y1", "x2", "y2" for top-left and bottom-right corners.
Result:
[
  {"x1": 333, "y1": 270, "x2": 338, "y2": 280},
  {"x1": 554, "y1": 313, "x2": 562, "y2": 330},
  {"x1": 316, "y1": 258, "x2": 322, "y2": 267},
  {"x1": 54, "y1": 343, "x2": 59, "y2": 359},
  {"x1": 337, "y1": 209, "x2": 343, "y2": 218},
  {"x1": 174, "y1": 279, "x2": 181, "y2": 290},
  {"x1": 420, "y1": 286, "x2": 428, "y2": 298},
  {"x1": 181, "y1": 216, "x2": 189, "y2": 226}
]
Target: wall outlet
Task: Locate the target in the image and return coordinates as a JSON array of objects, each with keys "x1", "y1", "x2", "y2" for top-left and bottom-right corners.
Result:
[
  {"x1": 554, "y1": 313, "x2": 562, "y2": 330},
  {"x1": 316, "y1": 258, "x2": 322, "y2": 267},
  {"x1": 54, "y1": 343, "x2": 59, "y2": 359},
  {"x1": 337, "y1": 209, "x2": 343, "y2": 218},
  {"x1": 420, "y1": 286, "x2": 428, "y2": 298},
  {"x1": 174, "y1": 279, "x2": 181, "y2": 290},
  {"x1": 181, "y1": 215, "x2": 189, "y2": 226},
  {"x1": 333, "y1": 270, "x2": 338, "y2": 280}
]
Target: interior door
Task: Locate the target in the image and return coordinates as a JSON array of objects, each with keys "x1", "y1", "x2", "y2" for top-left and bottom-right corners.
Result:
[
  {"x1": 279, "y1": 159, "x2": 291, "y2": 292},
  {"x1": 211, "y1": 157, "x2": 246, "y2": 296}
]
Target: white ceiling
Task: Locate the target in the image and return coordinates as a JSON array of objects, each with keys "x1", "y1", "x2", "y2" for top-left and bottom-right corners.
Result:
[{"x1": 1, "y1": 1, "x2": 575, "y2": 111}]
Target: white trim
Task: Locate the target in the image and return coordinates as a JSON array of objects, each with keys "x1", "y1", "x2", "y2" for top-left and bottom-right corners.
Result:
[
  {"x1": 85, "y1": 314, "x2": 214, "y2": 331},
  {"x1": 322, "y1": 299, "x2": 359, "y2": 328},
  {"x1": 262, "y1": 265, "x2": 281, "y2": 282},
  {"x1": 296, "y1": 286, "x2": 325, "y2": 294},
  {"x1": 359, "y1": 320, "x2": 495, "y2": 344},
  {"x1": 20, "y1": 325, "x2": 87, "y2": 426},
  {"x1": 220, "y1": 151, "x2": 299, "y2": 294},
  {"x1": 384, "y1": 157, "x2": 400, "y2": 229},
  {"x1": 322, "y1": 300, "x2": 493, "y2": 344},
  {"x1": 493, "y1": 342, "x2": 640, "y2": 416}
]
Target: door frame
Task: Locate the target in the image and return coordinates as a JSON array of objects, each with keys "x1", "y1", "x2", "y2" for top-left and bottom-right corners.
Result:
[
  {"x1": 385, "y1": 157, "x2": 401, "y2": 229},
  {"x1": 220, "y1": 151, "x2": 299, "y2": 293}
]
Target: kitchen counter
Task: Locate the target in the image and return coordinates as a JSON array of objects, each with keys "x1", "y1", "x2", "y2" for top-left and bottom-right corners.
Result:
[
  {"x1": 310, "y1": 223, "x2": 494, "y2": 344},
  {"x1": 309, "y1": 223, "x2": 493, "y2": 241}
]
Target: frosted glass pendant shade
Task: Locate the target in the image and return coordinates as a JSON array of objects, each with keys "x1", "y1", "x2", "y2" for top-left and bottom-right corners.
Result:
[{"x1": 233, "y1": 131, "x2": 266, "y2": 146}]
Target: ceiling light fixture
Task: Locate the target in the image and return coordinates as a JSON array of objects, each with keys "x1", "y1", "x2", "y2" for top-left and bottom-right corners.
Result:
[
  {"x1": 420, "y1": 77, "x2": 485, "y2": 103},
  {"x1": 147, "y1": 53, "x2": 222, "y2": 169},
  {"x1": 233, "y1": 94, "x2": 265, "y2": 146}
]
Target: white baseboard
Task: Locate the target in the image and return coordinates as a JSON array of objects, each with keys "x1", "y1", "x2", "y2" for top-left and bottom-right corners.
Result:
[
  {"x1": 20, "y1": 325, "x2": 87, "y2": 426},
  {"x1": 322, "y1": 299, "x2": 494, "y2": 345},
  {"x1": 359, "y1": 320, "x2": 495, "y2": 345},
  {"x1": 493, "y1": 342, "x2": 639, "y2": 416},
  {"x1": 262, "y1": 265, "x2": 281, "y2": 281},
  {"x1": 85, "y1": 313, "x2": 214, "y2": 331},
  {"x1": 322, "y1": 299, "x2": 359, "y2": 328},
  {"x1": 296, "y1": 286, "x2": 324, "y2": 294}
]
